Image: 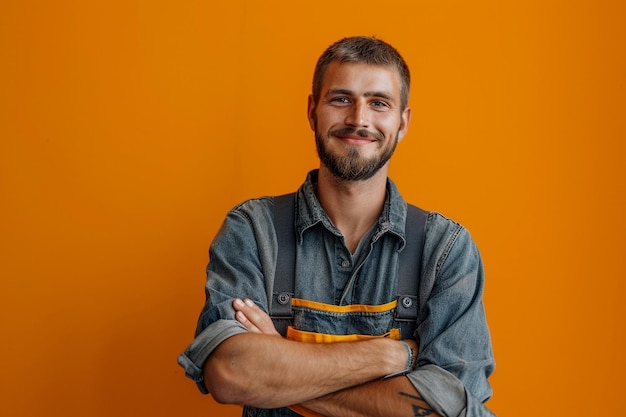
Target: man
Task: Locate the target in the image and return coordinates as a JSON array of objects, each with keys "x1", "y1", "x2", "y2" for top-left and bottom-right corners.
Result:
[{"x1": 178, "y1": 36, "x2": 495, "y2": 417}]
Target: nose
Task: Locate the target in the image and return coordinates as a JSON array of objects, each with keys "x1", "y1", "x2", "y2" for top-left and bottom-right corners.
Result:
[{"x1": 345, "y1": 101, "x2": 369, "y2": 127}]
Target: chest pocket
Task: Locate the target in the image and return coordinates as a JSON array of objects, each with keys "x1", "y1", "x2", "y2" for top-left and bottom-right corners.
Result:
[
  {"x1": 270, "y1": 193, "x2": 428, "y2": 340},
  {"x1": 288, "y1": 298, "x2": 402, "y2": 342}
]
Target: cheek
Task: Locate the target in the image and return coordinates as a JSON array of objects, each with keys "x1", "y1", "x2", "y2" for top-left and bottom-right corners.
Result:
[
  {"x1": 377, "y1": 118, "x2": 401, "y2": 136},
  {"x1": 314, "y1": 111, "x2": 337, "y2": 132}
]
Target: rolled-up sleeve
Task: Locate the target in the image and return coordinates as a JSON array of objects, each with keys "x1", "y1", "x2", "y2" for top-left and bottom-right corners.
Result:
[
  {"x1": 407, "y1": 365, "x2": 495, "y2": 417},
  {"x1": 408, "y1": 214, "x2": 496, "y2": 416},
  {"x1": 177, "y1": 319, "x2": 247, "y2": 394},
  {"x1": 177, "y1": 199, "x2": 276, "y2": 394}
]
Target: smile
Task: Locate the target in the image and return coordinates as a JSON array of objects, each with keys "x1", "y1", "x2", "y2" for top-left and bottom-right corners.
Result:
[
  {"x1": 337, "y1": 135, "x2": 377, "y2": 145},
  {"x1": 330, "y1": 127, "x2": 383, "y2": 142}
]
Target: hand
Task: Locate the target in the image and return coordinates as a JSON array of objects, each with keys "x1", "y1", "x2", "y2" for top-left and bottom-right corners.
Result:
[{"x1": 233, "y1": 298, "x2": 281, "y2": 336}]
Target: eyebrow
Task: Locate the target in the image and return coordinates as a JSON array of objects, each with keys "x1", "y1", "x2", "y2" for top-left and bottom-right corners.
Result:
[{"x1": 326, "y1": 88, "x2": 395, "y2": 102}]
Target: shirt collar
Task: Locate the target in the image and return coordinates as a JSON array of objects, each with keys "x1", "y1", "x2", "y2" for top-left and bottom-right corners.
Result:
[{"x1": 294, "y1": 169, "x2": 408, "y2": 250}]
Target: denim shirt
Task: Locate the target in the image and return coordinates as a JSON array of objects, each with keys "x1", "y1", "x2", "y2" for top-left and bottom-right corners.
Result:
[{"x1": 178, "y1": 170, "x2": 495, "y2": 417}]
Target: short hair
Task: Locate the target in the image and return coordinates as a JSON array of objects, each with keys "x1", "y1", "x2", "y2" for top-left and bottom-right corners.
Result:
[{"x1": 312, "y1": 36, "x2": 411, "y2": 110}]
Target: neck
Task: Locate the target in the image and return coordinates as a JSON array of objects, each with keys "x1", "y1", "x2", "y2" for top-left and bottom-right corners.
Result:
[{"x1": 316, "y1": 166, "x2": 388, "y2": 252}]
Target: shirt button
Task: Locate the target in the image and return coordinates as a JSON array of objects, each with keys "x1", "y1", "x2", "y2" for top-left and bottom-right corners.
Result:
[{"x1": 341, "y1": 260, "x2": 350, "y2": 268}]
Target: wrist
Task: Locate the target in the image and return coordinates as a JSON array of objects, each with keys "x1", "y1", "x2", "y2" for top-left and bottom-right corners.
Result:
[
  {"x1": 399, "y1": 340, "x2": 413, "y2": 370},
  {"x1": 382, "y1": 340, "x2": 414, "y2": 379}
]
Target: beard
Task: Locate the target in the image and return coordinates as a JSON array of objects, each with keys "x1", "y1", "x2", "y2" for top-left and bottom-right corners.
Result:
[{"x1": 315, "y1": 127, "x2": 399, "y2": 182}]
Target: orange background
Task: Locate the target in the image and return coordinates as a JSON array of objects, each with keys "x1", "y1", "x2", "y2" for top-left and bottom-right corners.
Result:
[{"x1": 1, "y1": 1, "x2": 625, "y2": 416}]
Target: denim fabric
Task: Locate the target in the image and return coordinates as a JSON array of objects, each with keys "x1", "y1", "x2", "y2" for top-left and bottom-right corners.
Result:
[
  {"x1": 292, "y1": 303, "x2": 400, "y2": 337},
  {"x1": 178, "y1": 170, "x2": 495, "y2": 417}
]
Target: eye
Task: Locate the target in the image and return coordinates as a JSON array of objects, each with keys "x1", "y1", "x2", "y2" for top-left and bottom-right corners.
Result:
[
  {"x1": 331, "y1": 96, "x2": 351, "y2": 104},
  {"x1": 370, "y1": 100, "x2": 390, "y2": 109}
]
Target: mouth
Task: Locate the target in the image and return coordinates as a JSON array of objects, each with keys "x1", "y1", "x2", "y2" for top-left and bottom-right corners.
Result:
[
  {"x1": 331, "y1": 128, "x2": 382, "y2": 144},
  {"x1": 338, "y1": 136, "x2": 376, "y2": 146}
]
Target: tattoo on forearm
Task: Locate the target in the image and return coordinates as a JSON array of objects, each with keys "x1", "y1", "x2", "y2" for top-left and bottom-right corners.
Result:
[{"x1": 399, "y1": 391, "x2": 434, "y2": 416}]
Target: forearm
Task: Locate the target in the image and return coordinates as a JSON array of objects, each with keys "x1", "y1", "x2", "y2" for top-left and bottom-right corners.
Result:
[
  {"x1": 204, "y1": 332, "x2": 408, "y2": 408},
  {"x1": 300, "y1": 375, "x2": 441, "y2": 417}
]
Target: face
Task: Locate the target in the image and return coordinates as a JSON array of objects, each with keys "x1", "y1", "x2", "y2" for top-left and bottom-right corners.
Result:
[{"x1": 308, "y1": 61, "x2": 411, "y2": 182}]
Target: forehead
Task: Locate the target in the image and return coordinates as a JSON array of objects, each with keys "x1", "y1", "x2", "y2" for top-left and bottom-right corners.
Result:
[{"x1": 321, "y1": 61, "x2": 402, "y2": 98}]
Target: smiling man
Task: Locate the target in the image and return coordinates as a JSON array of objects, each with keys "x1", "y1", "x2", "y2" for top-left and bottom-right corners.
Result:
[{"x1": 178, "y1": 36, "x2": 496, "y2": 417}]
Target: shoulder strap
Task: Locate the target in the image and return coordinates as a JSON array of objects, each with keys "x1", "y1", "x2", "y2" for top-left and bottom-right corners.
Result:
[
  {"x1": 270, "y1": 193, "x2": 297, "y2": 335},
  {"x1": 270, "y1": 195, "x2": 429, "y2": 330},
  {"x1": 394, "y1": 204, "x2": 429, "y2": 321}
]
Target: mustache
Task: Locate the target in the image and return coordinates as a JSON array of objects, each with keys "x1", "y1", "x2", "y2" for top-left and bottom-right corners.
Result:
[{"x1": 330, "y1": 127, "x2": 384, "y2": 142}]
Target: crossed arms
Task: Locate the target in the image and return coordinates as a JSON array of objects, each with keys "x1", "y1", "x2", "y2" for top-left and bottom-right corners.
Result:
[
  {"x1": 204, "y1": 297, "x2": 440, "y2": 417},
  {"x1": 179, "y1": 205, "x2": 495, "y2": 416}
]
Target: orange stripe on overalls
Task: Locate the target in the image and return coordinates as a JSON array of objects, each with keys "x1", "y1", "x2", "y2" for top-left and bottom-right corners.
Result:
[{"x1": 286, "y1": 298, "x2": 401, "y2": 415}]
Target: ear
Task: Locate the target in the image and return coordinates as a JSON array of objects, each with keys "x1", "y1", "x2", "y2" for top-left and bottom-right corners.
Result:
[
  {"x1": 396, "y1": 106, "x2": 411, "y2": 142},
  {"x1": 307, "y1": 94, "x2": 316, "y2": 131}
]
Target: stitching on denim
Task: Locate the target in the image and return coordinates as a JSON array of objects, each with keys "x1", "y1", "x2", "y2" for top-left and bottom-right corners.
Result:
[
  {"x1": 435, "y1": 221, "x2": 464, "y2": 278},
  {"x1": 232, "y1": 197, "x2": 272, "y2": 226}
]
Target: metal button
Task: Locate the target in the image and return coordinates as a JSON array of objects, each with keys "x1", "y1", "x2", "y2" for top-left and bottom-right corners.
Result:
[
  {"x1": 401, "y1": 296, "x2": 413, "y2": 308},
  {"x1": 277, "y1": 292, "x2": 291, "y2": 305},
  {"x1": 341, "y1": 260, "x2": 350, "y2": 268}
]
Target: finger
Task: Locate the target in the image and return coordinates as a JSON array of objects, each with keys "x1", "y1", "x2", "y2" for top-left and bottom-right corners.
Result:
[
  {"x1": 233, "y1": 298, "x2": 280, "y2": 336},
  {"x1": 243, "y1": 299, "x2": 281, "y2": 336},
  {"x1": 235, "y1": 310, "x2": 262, "y2": 333},
  {"x1": 233, "y1": 299, "x2": 262, "y2": 332},
  {"x1": 233, "y1": 298, "x2": 262, "y2": 314},
  {"x1": 233, "y1": 298, "x2": 247, "y2": 311}
]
